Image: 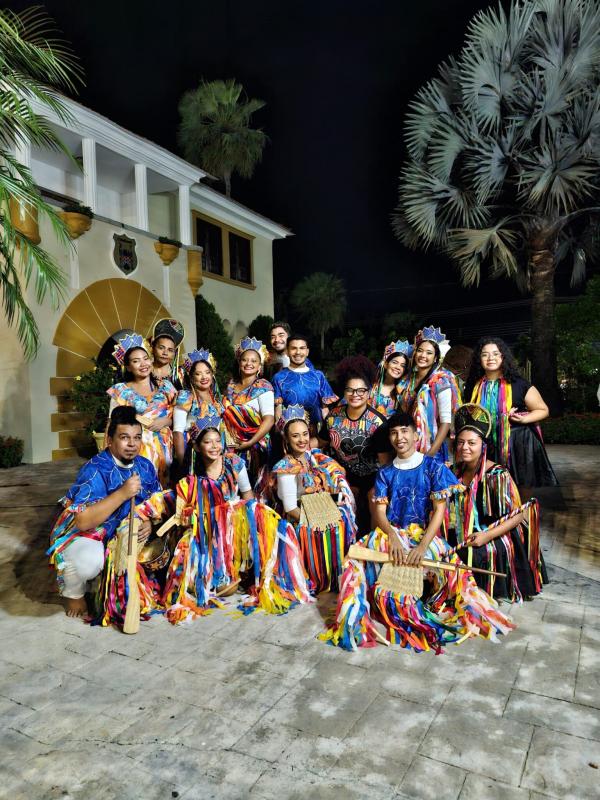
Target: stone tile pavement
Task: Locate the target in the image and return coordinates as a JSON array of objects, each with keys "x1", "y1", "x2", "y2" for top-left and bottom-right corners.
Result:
[{"x1": 0, "y1": 446, "x2": 599, "y2": 799}]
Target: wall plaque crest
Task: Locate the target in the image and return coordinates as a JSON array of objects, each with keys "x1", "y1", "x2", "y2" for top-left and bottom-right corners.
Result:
[{"x1": 112, "y1": 233, "x2": 138, "y2": 275}]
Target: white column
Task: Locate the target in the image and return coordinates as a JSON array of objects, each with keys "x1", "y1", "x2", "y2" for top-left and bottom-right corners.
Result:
[
  {"x1": 69, "y1": 239, "x2": 80, "y2": 290},
  {"x1": 82, "y1": 138, "x2": 97, "y2": 211},
  {"x1": 162, "y1": 265, "x2": 170, "y2": 308},
  {"x1": 15, "y1": 137, "x2": 31, "y2": 169},
  {"x1": 134, "y1": 163, "x2": 149, "y2": 231},
  {"x1": 178, "y1": 184, "x2": 191, "y2": 245}
]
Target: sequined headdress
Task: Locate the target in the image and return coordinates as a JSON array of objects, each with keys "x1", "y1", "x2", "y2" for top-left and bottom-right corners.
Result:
[
  {"x1": 235, "y1": 336, "x2": 268, "y2": 364},
  {"x1": 414, "y1": 326, "x2": 451, "y2": 360},
  {"x1": 454, "y1": 404, "x2": 492, "y2": 440},
  {"x1": 277, "y1": 404, "x2": 309, "y2": 433},
  {"x1": 112, "y1": 333, "x2": 152, "y2": 366},
  {"x1": 381, "y1": 340, "x2": 414, "y2": 366},
  {"x1": 189, "y1": 414, "x2": 222, "y2": 442},
  {"x1": 153, "y1": 318, "x2": 185, "y2": 347},
  {"x1": 184, "y1": 348, "x2": 217, "y2": 373}
]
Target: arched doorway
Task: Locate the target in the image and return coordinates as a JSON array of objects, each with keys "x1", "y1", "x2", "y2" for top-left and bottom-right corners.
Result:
[{"x1": 51, "y1": 278, "x2": 171, "y2": 459}]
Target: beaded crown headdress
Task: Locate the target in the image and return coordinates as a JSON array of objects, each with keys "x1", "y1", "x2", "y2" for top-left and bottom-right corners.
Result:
[
  {"x1": 112, "y1": 333, "x2": 151, "y2": 366},
  {"x1": 184, "y1": 348, "x2": 217, "y2": 373},
  {"x1": 454, "y1": 403, "x2": 492, "y2": 439},
  {"x1": 189, "y1": 414, "x2": 222, "y2": 442},
  {"x1": 382, "y1": 340, "x2": 414, "y2": 364},
  {"x1": 277, "y1": 404, "x2": 309, "y2": 433},
  {"x1": 153, "y1": 318, "x2": 185, "y2": 347},
  {"x1": 414, "y1": 326, "x2": 451, "y2": 360},
  {"x1": 235, "y1": 336, "x2": 268, "y2": 363}
]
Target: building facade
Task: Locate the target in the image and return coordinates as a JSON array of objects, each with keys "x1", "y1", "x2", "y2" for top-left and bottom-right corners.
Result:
[{"x1": 1, "y1": 97, "x2": 290, "y2": 463}]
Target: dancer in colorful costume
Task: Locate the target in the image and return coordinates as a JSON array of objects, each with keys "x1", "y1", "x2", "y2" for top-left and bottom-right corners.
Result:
[
  {"x1": 397, "y1": 326, "x2": 461, "y2": 462},
  {"x1": 173, "y1": 348, "x2": 223, "y2": 466},
  {"x1": 48, "y1": 407, "x2": 172, "y2": 626},
  {"x1": 224, "y1": 337, "x2": 275, "y2": 484},
  {"x1": 321, "y1": 369, "x2": 391, "y2": 531},
  {"x1": 272, "y1": 405, "x2": 357, "y2": 593},
  {"x1": 273, "y1": 334, "x2": 338, "y2": 432},
  {"x1": 465, "y1": 337, "x2": 558, "y2": 488},
  {"x1": 322, "y1": 411, "x2": 514, "y2": 652},
  {"x1": 107, "y1": 333, "x2": 176, "y2": 488},
  {"x1": 449, "y1": 404, "x2": 547, "y2": 600},
  {"x1": 370, "y1": 340, "x2": 412, "y2": 417},
  {"x1": 163, "y1": 415, "x2": 311, "y2": 623},
  {"x1": 151, "y1": 318, "x2": 185, "y2": 389}
]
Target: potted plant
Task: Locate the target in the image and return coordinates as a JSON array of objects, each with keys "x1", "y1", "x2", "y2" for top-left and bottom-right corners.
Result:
[
  {"x1": 154, "y1": 235, "x2": 182, "y2": 266},
  {"x1": 60, "y1": 202, "x2": 93, "y2": 238},
  {"x1": 0, "y1": 436, "x2": 24, "y2": 468},
  {"x1": 69, "y1": 359, "x2": 117, "y2": 450},
  {"x1": 9, "y1": 198, "x2": 41, "y2": 244}
]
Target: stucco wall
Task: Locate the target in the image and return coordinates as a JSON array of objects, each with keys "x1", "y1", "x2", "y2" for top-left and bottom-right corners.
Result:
[
  {"x1": 198, "y1": 235, "x2": 274, "y2": 339},
  {"x1": 4, "y1": 204, "x2": 275, "y2": 462}
]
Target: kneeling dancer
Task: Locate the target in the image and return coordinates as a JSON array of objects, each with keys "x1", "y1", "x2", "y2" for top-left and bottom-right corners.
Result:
[
  {"x1": 48, "y1": 407, "x2": 172, "y2": 627},
  {"x1": 322, "y1": 411, "x2": 514, "y2": 652},
  {"x1": 162, "y1": 415, "x2": 311, "y2": 623}
]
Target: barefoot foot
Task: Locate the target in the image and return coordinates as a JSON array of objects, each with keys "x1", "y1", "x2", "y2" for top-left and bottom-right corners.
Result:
[{"x1": 64, "y1": 597, "x2": 87, "y2": 618}]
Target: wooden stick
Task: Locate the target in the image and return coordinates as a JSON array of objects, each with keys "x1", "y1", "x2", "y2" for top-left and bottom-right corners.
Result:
[
  {"x1": 123, "y1": 498, "x2": 140, "y2": 635},
  {"x1": 345, "y1": 545, "x2": 506, "y2": 578}
]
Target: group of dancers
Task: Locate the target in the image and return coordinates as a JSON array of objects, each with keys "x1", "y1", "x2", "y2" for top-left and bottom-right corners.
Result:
[{"x1": 48, "y1": 318, "x2": 555, "y2": 651}]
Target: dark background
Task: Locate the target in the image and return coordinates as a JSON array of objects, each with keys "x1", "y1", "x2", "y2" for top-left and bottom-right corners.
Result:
[{"x1": 8, "y1": 0, "x2": 585, "y2": 342}]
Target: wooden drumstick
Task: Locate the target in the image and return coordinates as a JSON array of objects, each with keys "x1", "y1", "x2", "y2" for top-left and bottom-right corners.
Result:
[{"x1": 123, "y1": 498, "x2": 140, "y2": 634}]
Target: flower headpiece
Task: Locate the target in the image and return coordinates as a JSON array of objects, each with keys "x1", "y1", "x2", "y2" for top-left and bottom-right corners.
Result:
[
  {"x1": 112, "y1": 333, "x2": 151, "y2": 366},
  {"x1": 235, "y1": 336, "x2": 268, "y2": 363},
  {"x1": 184, "y1": 348, "x2": 217, "y2": 373},
  {"x1": 153, "y1": 318, "x2": 185, "y2": 347},
  {"x1": 414, "y1": 326, "x2": 451, "y2": 360},
  {"x1": 382, "y1": 340, "x2": 414, "y2": 364},
  {"x1": 454, "y1": 404, "x2": 492, "y2": 440},
  {"x1": 189, "y1": 414, "x2": 222, "y2": 442},
  {"x1": 277, "y1": 404, "x2": 309, "y2": 433}
]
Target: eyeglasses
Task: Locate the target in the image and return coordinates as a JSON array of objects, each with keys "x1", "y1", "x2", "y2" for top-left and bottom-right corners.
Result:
[{"x1": 345, "y1": 387, "x2": 368, "y2": 396}]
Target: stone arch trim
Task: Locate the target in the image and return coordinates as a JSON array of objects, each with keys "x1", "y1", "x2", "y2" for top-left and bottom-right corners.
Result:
[
  {"x1": 53, "y1": 278, "x2": 170, "y2": 377},
  {"x1": 50, "y1": 279, "x2": 170, "y2": 459}
]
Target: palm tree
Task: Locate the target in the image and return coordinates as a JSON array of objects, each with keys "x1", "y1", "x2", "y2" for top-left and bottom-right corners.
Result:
[
  {"x1": 0, "y1": 7, "x2": 81, "y2": 358},
  {"x1": 290, "y1": 272, "x2": 347, "y2": 353},
  {"x1": 393, "y1": 0, "x2": 600, "y2": 413},
  {"x1": 178, "y1": 79, "x2": 267, "y2": 197}
]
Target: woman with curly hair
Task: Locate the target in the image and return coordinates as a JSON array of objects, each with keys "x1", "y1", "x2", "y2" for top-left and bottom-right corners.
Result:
[{"x1": 465, "y1": 337, "x2": 558, "y2": 488}]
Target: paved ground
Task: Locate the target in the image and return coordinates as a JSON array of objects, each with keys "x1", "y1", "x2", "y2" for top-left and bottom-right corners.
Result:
[{"x1": 0, "y1": 445, "x2": 599, "y2": 800}]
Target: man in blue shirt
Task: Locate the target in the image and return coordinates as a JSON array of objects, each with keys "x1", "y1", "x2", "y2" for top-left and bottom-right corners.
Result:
[
  {"x1": 48, "y1": 407, "x2": 169, "y2": 618},
  {"x1": 272, "y1": 334, "x2": 338, "y2": 436}
]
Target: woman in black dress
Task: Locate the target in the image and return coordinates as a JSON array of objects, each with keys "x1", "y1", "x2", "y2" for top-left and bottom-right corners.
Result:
[{"x1": 465, "y1": 337, "x2": 558, "y2": 488}]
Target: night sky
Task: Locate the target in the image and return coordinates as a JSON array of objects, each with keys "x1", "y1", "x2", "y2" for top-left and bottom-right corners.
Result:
[{"x1": 9, "y1": 0, "x2": 575, "y2": 340}]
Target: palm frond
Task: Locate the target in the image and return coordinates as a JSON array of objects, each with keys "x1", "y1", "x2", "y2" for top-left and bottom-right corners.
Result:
[{"x1": 447, "y1": 219, "x2": 520, "y2": 286}]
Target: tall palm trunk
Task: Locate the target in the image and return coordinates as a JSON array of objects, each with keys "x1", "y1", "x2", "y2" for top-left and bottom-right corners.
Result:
[{"x1": 528, "y1": 225, "x2": 562, "y2": 415}]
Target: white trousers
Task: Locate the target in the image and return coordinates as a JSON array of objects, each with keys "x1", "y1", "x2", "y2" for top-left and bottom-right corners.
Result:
[{"x1": 61, "y1": 537, "x2": 105, "y2": 599}]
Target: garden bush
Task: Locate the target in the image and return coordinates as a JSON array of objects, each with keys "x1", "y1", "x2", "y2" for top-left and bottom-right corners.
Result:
[
  {"x1": 541, "y1": 414, "x2": 600, "y2": 445},
  {"x1": 0, "y1": 436, "x2": 24, "y2": 468}
]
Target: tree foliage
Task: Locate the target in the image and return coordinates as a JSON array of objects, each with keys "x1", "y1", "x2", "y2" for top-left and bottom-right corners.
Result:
[
  {"x1": 393, "y1": 0, "x2": 600, "y2": 412},
  {"x1": 248, "y1": 313, "x2": 274, "y2": 344},
  {"x1": 290, "y1": 272, "x2": 347, "y2": 352},
  {"x1": 178, "y1": 79, "x2": 267, "y2": 197},
  {"x1": 195, "y1": 294, "x2": 235, "y2": 389},
  {"x1": 0, "y1": 6, "x2": 82, "y2": 358}
]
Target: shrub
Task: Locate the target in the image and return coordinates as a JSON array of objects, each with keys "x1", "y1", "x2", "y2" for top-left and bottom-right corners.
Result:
[
  {"x1": 0, "y1": 436, "x2": 24, "y2": 468},
  {"x1": 248, "y1": 314, "x2": 274, "y2": 344},
  {"x1": 62, "y1": 202, "x2": 93, "y2": 218},
  {"x1": 195, "y1": 295, "x2": 235, "y2": 390},
  {"x1": 158, "y1": 235, "x2": 182, "y2": 247},
  {"x1": 541, "y1": 414, "x2": 600, "y2": 445},
  {"x1": 70, "y1": 360, "x2": 118, "y2": 437}
]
